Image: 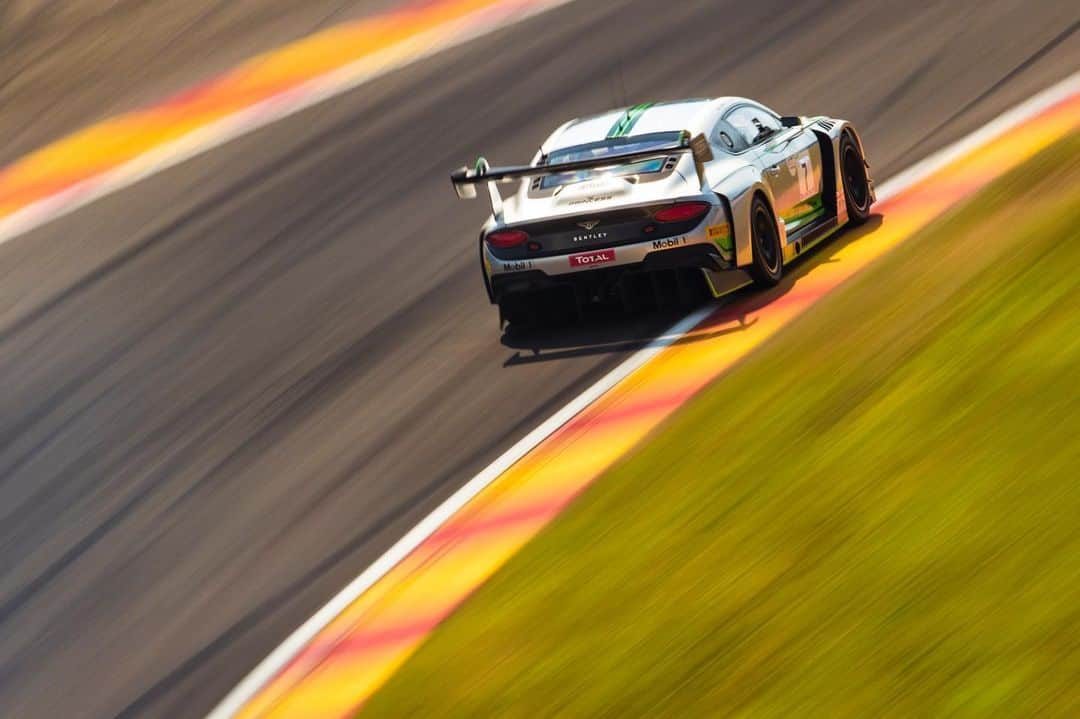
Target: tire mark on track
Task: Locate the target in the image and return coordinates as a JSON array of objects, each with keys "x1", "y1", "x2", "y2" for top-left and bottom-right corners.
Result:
[
  {"x1": 104, "y1": 357, "x2": 616, "y2": 719},
  {"x1": 0, "y1": 254, "x2": 464, "y2": 625},
  {"x1": 895, "y1": 20, "x2": 1079, "y2": 162},
  {"x1": 866, "y1": 48, "x2": 945, "y2": 122}
]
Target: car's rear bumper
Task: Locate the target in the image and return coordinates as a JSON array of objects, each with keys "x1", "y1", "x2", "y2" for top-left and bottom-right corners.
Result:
[
  {"x1": 491, "y1": 241, "x2": 727, "y2": 296},
  {"x1": 484, "y1": 223, "x2": 737, "y2": 295},
  {"x1": 486, "y1": 242, "x2": 743, "y2": 324}
]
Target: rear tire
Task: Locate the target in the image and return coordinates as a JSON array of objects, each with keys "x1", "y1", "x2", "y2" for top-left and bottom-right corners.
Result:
[
  {"x1": 840, "y1": 131, "x2": 872, "y2": 225},
  {"x1": 748, "y1": 195, "x2": 783, "y2": 288}
]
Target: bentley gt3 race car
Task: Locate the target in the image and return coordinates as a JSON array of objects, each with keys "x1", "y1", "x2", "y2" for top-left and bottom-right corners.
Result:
[{"x1": 450, "y1": 98, "x2": 874, "y2": 326}]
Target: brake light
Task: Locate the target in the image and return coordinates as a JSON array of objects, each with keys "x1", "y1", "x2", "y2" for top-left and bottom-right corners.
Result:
[
  {"x1": 485, "y1": 229, "x2": 529, "y2": 248},
  {"x1": 653, "y1": 202, "x2": 711, "y2": 223}
]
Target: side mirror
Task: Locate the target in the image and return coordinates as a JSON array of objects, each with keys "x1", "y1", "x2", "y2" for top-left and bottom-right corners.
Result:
[{"x1": 780, "y1": 115, "x2": 802, "y2": 128}]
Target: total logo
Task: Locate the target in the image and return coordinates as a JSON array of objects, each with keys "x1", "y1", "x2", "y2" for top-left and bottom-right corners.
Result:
[{"x1": 569, "y1": 249, "x2": 615, "y2": 268}]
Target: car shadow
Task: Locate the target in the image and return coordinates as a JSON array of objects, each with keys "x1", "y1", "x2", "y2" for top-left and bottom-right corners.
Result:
[
  {"x1": 500, "y1": 213, "x2": 884, "y2": 367},
  {"x1": 501, "y1": 311, "x2": 760, "y2": 366}
]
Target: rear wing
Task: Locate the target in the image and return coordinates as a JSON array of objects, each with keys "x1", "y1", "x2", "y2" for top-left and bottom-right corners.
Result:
[{"x1": 450, "y1": 131, "x2": 714, "y2": 217}]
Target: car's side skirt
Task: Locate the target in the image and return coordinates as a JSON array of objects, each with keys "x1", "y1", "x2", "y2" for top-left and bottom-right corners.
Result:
[{"x1": 783, "y1": 216, "x2": 843, "y2": 263}]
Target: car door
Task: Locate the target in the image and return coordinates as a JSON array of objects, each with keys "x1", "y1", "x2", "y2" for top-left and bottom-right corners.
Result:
[
  {"x1": 724, "y1": 104, "x2": 824, "y2": 236},
  {"x1": 767, "y1": 127, "x2": 826, "y2": 234}
]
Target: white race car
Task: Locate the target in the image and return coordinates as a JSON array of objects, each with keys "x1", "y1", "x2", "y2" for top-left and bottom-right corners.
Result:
[{"x1": 451, "y1": 98, "x2": 874, "y2": 326}]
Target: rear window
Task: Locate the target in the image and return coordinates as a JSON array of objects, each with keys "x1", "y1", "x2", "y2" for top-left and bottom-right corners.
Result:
[{"x1": 539, "y1": 132, "x2": 682, "y2": 189}]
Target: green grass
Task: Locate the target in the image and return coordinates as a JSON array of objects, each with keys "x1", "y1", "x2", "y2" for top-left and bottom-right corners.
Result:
[{"x1": 364, "y1": 133, "x2": 1080, "y2": 718}]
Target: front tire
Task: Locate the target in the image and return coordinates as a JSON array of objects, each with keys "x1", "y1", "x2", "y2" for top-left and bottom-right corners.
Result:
[
  {"x1": 840, "y1": 131, "x2": 872, "y2": 225},
  {"x1": 748, "y1": 195, "x2": 783, "y2": 288}
]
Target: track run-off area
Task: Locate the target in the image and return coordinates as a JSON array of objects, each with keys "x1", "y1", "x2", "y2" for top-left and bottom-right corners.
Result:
[
  {"x1": 215, "y1": 77, "x2": 1080, "y2": 719},
  {"x1": 0, "y1": 2, "x2": 1077, "y2": 717},
  {"x1": 0, "y1": 0, "x2": 574, "y2": 243}
]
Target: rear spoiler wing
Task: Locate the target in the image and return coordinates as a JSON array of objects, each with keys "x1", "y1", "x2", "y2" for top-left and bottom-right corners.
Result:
[{"x1": 450, "y1": 131, "x2": 714, "y2": 217}]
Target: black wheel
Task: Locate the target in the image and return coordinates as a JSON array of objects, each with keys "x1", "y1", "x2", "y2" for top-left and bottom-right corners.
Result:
[
  {"x1": 840, "y1": 131, "x2": 871, "y2": 224},
  {"x1": 748, "y1": 195, "x2": 783, "y2": 287}
]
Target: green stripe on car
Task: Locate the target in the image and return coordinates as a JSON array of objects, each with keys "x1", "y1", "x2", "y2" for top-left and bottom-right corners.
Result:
[
  {"x1": 783, "y1": 193, "x2": 826, "y2": 233},
  {"x1": 607, "y1": 103, "x2": 653, "y2": 138}
]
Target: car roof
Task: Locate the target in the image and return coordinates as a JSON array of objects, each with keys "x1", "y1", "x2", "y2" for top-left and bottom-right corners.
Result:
[{"x1": 543, "y1": 97, "x2": 747, "y2": 153}]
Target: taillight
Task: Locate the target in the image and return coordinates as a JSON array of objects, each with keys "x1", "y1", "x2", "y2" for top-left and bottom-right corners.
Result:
[
  {"x1": 485, "y1": 229, "x2": 529, "y2": 248},
  {"x1": 653, "y1": 202, "x2": 711, "y2": 223}
]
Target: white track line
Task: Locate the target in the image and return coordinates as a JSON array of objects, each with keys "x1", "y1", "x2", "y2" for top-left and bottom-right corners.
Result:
[
  {"x1": 206, "y1": 304, "x2": 714, "y2": 719},
  {"x1": 0, "y1": 0, "x2": 578, "y2": 248},
  {"x1": 207, "y1": 70, "x2": 1080, "y2": 719},
  {"x1": 876, "y1": 71, "x2": 1080, "y2": 201}
]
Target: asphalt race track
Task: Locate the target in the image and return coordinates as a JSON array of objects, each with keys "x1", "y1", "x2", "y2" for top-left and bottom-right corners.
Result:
[{"x1": 0, "y1": 1, "x2": 1077, "y2": 716}]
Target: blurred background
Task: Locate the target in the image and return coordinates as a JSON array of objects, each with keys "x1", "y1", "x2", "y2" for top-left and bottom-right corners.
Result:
[{"x1": 0, "y1": 1, "x2": 1077, "y2": 717}]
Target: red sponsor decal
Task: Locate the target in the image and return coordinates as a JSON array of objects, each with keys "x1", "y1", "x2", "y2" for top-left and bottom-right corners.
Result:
[{"x1": 569, "y1": 249, "x2": 615, "y2": 268}]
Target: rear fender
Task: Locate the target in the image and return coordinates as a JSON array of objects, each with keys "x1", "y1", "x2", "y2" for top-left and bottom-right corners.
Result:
[
  {"x1": 713, "y1": 164, "x2": 783, "y2": 267},
  {"x1": 479, "y1": 215, "x2": 499, "y2": 303},
  {"x1": 479, "y1": 232, "x2": 495, "y2": 303}
]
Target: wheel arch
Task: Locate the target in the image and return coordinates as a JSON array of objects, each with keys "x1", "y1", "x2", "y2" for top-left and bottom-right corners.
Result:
[{"x1": 811, "y1": 118, "x2": 875, "y2": 225}]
